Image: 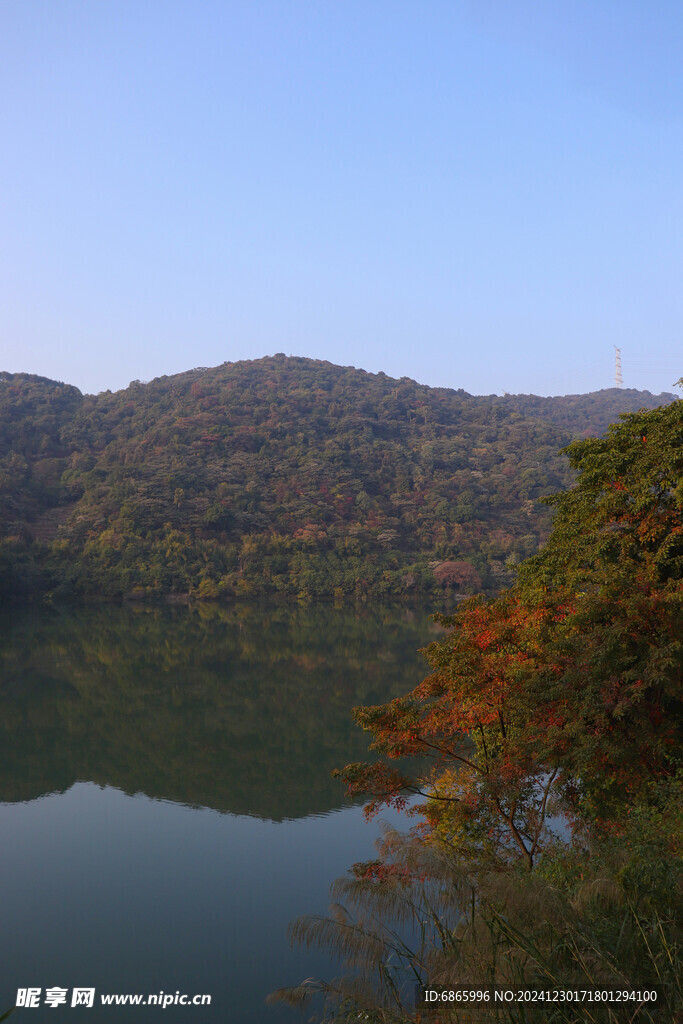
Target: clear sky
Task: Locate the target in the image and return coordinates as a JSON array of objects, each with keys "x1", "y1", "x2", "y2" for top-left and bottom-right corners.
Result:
[{"x1": 1, "y1": 1, "x2": 681, "y2": 397}]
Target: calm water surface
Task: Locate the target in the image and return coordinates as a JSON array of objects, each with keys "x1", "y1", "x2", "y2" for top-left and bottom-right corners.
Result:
[{"x1": 0, "y1": 602, "x2": 441, "y2": 1022}]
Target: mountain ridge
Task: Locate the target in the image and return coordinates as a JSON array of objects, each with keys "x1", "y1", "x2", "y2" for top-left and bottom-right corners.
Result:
[
  {"x1": 0, "y1": 356, "x2": 677, "y2": 602},
  {"x1": 4, "y1": 354, "x2": 675, "y2": 405}
]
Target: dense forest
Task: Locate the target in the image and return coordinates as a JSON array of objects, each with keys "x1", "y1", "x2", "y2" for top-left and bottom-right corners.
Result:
[{"x1": 0, "y1": 356, "x2": 676, "y2": 602}]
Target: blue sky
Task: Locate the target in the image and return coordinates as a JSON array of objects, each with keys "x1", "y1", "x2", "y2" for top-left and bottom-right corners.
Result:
[{"x1": 1, "y1": 1, "x2": 681, "y2": 397}]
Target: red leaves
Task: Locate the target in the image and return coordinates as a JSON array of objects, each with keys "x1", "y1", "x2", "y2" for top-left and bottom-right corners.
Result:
[
  {"x1": 334, "y1": 761, "x2": 414, "y2": 819},
  {"x1": 351, "y1": 860, "x2": 422, "y2": 885},
  {"x1": 474, "y1": 627, "x2": 495, "y2": 650}
]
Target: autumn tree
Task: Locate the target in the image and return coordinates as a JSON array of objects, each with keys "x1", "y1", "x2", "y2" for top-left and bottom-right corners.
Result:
[{"x1": 338, "y1": 395, "x2": 683, "y2": 862}]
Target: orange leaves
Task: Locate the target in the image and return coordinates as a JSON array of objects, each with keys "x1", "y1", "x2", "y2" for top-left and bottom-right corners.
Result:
[
  {"x1": 337, "y1": 591, "x2": 575, "y2": 867},
  {"x1": 474, "y1": 627, "x2": 495, "y2": 650}
]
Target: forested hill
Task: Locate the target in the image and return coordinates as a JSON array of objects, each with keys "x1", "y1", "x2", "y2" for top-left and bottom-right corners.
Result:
[{"x1": 0, "y1": 356, "x2": 676, "y2": 602}]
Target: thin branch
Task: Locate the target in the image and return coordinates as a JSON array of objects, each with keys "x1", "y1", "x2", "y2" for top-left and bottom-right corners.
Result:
[
  {"x1": 530, "y1": 767, "x2": 559, "y2": 859},
  {"x1": 418, "y1": 738, "x2": 485, "y2": 776},
  {"x1": 494, "y1": 798, "x2": 533, "y2": 870}
]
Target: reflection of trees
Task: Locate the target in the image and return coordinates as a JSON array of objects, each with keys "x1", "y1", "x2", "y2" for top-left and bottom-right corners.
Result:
[{"x1": 0, "y1": 602, "x2": 438, "y2": 820}]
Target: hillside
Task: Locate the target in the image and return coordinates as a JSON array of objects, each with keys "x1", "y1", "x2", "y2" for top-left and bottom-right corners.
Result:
[{"x1": 0, "y1": 356, "x2": 676, "y2": 602}]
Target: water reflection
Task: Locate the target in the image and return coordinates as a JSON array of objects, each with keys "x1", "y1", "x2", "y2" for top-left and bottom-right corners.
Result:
[{"x1": 0, "y1": 601, "x2": 438, "y2": 818}]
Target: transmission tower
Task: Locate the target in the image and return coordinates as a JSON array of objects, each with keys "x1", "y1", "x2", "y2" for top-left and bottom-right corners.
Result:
[{"x1": 614, "y1": 346, "x2": 623, "y2": 388}]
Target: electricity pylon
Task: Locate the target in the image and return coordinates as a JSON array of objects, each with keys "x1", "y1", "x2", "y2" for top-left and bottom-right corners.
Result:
[{"x1": 614, "y1": 346, "x2": 623, "y2": 388}]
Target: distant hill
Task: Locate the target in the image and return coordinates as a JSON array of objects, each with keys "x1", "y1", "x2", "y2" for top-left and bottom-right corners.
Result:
[{"x1": 0, "y1": 356, "x2": 677, "y2": 602}]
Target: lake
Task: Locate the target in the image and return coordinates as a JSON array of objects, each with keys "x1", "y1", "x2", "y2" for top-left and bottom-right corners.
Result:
[{"x1": 0, "y1": 601, "x2": 443, "y2": 1022}]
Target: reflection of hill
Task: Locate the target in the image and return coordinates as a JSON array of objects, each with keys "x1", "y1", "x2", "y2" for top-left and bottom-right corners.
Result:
[{"x1": 0, "y1": 602, "x2": 437, "y2": 820}]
